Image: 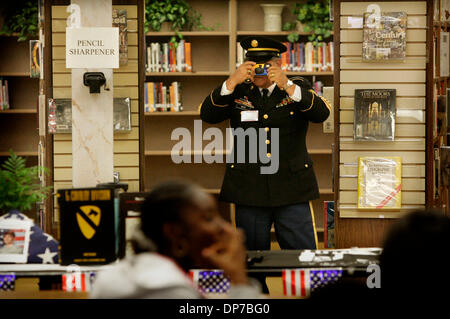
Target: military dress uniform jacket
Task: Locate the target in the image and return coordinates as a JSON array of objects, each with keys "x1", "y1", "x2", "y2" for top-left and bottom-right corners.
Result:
[{"x1": 200, "y1": 79, "x2": 331, "y2": 207}]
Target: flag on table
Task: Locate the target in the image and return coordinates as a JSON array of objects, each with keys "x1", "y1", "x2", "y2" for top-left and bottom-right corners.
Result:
[
  {"x1": 62, "y1": 272, "x2": 96, "y2": 292},
  {"x1": 282, "y1": 268, "x2": 343, "y2": 297},
  {"x1": 0, "y1": 210, "x2": 59, "y2": 264},
  {"x1": 0, "y1": 274, "x2": 16, "y2": 291},
  {"x1": 189, "y1": 269, "x2": 231, "y2": 295}
]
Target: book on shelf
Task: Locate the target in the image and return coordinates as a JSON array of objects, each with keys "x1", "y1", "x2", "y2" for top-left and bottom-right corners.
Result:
[
  {"x1": 146, "y1": 41, "x2": 192, "y2": 73},
  {"x1": 323, "y1": 201, "x2": 334, "y2": 249},
  {"x1": 236, "y1": 41, "x2": 334, "y2": 73},
  {"x1": 312, "y1": 81, "x2": 324, "y2": 96},
  {"x1": 440, "y1": 32, "x2": 449, "y2": 77},
  {"x1": 441, "y1": 0, "x2": 450, "y2": 21},
  {"x1": 0, "y1": 79, "x2": 10, "y2": 111},
  {"x1": 357, "y1": 157, "x2": 402, "y2": 210},
  {"x1": 145, "y1": 81, "x2": 182, "y2": 112},
  {"x1": 435, "y1": 0, "x2": 440, "y2": 22},
  {"x1": 447, "y1": 88, "x2": 450, "y2": 135},
  {"x1": 436, "y1": 94, "x2": 447, "y2": 138},
  {"x1": 440, "y1": 145, "x2": 450, "y2": 188},
  {"x1": 322, "y1": 86, "x2": 334, "y2": 133},
  {"x1": 112, "y1": 8, "x2": 128, "y2": 66},
  {"x1": 362, "y1": 11, "x2": 407, "y2": 61},
  {"x1": 29, "y1": 40, "x2": 42, "y2": 79},
  {"x1": 354, "y1": 89, "x2": 396, "y2": 141},
  {"x1": 434, "y1": 147, "x2": 441, "y2": 199}
]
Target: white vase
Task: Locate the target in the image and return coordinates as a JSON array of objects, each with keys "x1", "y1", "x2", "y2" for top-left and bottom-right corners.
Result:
[{"x1": 260, "y1": 4, "x2": 286, "y2": 32}]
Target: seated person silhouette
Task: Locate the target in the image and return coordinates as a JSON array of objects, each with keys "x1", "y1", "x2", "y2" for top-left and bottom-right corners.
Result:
[{"x1": 91, "y1": 180, "x2": 261, "y2": 298}]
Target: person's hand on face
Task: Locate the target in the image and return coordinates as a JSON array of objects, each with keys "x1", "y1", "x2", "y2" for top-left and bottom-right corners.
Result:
[
  {"x1": 267, "y1": 63, "x2": 288, "y2": 89},
  {"x1": 201, "y1": 223, "x2": 248, "y2": 284},
  {"x1": 226, "y1": 61, "x2": 256, "y2": 91}
]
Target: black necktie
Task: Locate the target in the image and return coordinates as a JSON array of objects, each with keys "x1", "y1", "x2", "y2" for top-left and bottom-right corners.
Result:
[{"x1": 262, "y1": 88, "x2": 269, "y2": 104}]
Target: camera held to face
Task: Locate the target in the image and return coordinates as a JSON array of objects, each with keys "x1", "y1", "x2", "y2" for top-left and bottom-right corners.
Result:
[{"x1": 253, "y1": 63, "x2": 271, "y2": 76}]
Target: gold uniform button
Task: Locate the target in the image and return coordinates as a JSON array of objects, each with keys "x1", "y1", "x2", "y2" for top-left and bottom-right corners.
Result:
[
  {"x1": 265, "y1": 127, "x2": 269, "y2": 132},
  {"x1": 267, "y1": 153, "x2": 271, "y2": 158},
  {"x1": 305, "y1": 164, "x2": 309, "y2": 168},
  {"x1": 263, "y1": 114, "x2": 268, "y2": 119},
  {"x1": 290, "y1": 111, "x2": 294, "y2": 115},
  {"x1": 265, "y1": 140, "x2": 270, "y2": 144},
  {"x1": 231, "y1": 165, "x2": 234, "y2": 168}
]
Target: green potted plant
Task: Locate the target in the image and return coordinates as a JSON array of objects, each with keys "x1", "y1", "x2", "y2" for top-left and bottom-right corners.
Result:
[
  {"x1": 0, "y1": 150, "x2": 51, "y2": 215},
  {"x1": 0, "y1": 0, "x2": 38, "y2": 42},
  {"x1": 283, "y1": 0, "x2": 333, "y2": 44},
  {"x1": 144, "y1": 0, "x2": 217, "y2": 45}
]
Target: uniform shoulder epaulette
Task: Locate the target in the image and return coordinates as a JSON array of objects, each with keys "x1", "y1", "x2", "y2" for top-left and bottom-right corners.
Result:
[{"x1": 289, "y1": 76, "x2": 312, "y2": 89}]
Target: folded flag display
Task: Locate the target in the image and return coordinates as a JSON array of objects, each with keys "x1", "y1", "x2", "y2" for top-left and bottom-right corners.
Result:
[
  {"x1": 62, "y1": 272, "x2": 97, "y2": 292},
  {"x1": 189, "y1": 269, "x2": 231, "y2": 296},
  {"x1": 0, "y1": 210, "x2": 59, "y2": 264},
  {"x1": 282, "y1": 268, "x2": 343, "y2": 297},
  {"x1": 0, "y1": 274, "x2": 15, "y2": 291}
]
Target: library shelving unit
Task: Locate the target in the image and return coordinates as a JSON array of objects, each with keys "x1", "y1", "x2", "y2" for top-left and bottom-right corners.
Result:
[
  {"x1": 144, "y1": 0, "x2": 334, "y2": 242},
  {"x1": 432, "y1": 0, "x2": 450, "y2": 214},
  {"x1": 0, "y1": 32, "x2": 40, "y2": 219}
]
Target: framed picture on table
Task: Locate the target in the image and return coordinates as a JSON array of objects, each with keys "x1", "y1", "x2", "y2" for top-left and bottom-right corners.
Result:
[{"x1": 0, "y1": 219, "x2": 32, "y2": 263}]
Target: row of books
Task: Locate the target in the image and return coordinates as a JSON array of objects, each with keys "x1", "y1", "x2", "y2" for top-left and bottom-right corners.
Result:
[
  {"x1": 144, "y1": 81, "x2": 183, "y2": 112},
  {"x1": 236, "y1": 42, "x2": 334, "y2": 73},
  {"x1": 0, "y1": 79, "x2": 10, "y2": 110},
  {"x1": 146, "y1": 40, "x2": 192, "y2": 73}
]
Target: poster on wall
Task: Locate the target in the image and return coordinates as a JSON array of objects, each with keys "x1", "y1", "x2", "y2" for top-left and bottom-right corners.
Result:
[{"x1": 362, "y1": 11, "x2": 407, "y2": 61}]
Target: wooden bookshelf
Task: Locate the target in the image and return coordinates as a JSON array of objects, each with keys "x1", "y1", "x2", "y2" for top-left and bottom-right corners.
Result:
[
  {"x1": 144, "y1": 0, "x2": 335, "y2": 239},
  {"x1": 145, "y1": 111, "x2": 199, "y2": 116},
  {"x1": 0, "y1": 28, "x2": 40, "y2": 176},
  {"x1": 0, "y1": 109, "x2": 37, "y2": 114},
  {"x1": 432, "y1": 2, "x2": 450, "y2": 215},
  {"x1": 146, "y1": 31, "x2": 230, "y2": 36},
  {"x1": 0, "y1": 72, "x2": 31, "y2": 77},
  {"x1": 145, "y1": 71, "x2": 230, "y2": 76}
]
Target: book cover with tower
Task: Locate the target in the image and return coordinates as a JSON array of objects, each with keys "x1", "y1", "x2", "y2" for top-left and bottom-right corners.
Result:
[{"x1": 354, "y1": 89, "x2": 396, "y2": 141}]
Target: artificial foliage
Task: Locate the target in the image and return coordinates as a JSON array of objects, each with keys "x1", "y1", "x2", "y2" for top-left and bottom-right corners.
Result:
[
  {"x1": 283, "y1": 0, "x2": 333, "y2": 44},
  {"x1": 144, "y1": 0, "x2": 217, "y2": 45},
  {"x1": 0, "y1": 150, "x2": 51, "y2": 212},
  {"x1": 0, "y1": 0, "x2": 38, "y2": 42}
]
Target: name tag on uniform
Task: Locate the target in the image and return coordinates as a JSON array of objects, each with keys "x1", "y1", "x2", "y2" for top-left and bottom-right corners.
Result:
[{"x1": 241, "y1": 110, "x2": 259, "y2": 122}]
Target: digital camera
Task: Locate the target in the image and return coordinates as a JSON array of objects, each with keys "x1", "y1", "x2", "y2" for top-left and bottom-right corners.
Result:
[{"x1": 253, "y1": 63, "x2": 271, "y2": 76}]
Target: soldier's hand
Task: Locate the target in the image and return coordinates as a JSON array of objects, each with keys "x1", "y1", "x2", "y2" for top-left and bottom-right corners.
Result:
[
  {"x1": 268, "y1": 64, "x2": 288, "y2": 89},
  {"x1": 226, "y1": 61, "x2": 256, "y2": 91},
  {"x1": 201, "y1": 223, "x2": 248, "y2": 285}
]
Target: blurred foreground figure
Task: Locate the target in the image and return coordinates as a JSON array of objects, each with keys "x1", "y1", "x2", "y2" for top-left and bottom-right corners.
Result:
[{"x1": 91, "y1": 180, "x2": 260, "y2": 298}]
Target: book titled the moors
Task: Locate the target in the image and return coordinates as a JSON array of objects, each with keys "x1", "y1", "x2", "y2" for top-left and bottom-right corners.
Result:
[{"x1": 362, "y1": 11, "x2": 407, "y2": 61}]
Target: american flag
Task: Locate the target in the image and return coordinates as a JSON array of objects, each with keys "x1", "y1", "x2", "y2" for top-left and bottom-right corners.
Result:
[
  {"x1": 62, "y1": 272, "x2": 96, "y2": 292},
  {"x1": 189, "y1": 269, "x2": 231, "y2": 295},
  {"x1": 0, "y1": 274, "x2": 16, "y2": 291},
  {"x1": 0, "y1": 210, "x2": 59, "y2": 264},
  {"x1": 282, "y1": 268, "x2": 343, "y2": 297}
]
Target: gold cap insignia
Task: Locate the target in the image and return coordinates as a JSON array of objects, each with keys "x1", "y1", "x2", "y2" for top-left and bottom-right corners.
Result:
[{"x1": 251, "y1": 40, "x2": 258, "y2": 47}]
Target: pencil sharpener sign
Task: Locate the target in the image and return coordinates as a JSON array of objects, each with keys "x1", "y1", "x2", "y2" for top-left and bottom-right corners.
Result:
[{"x1": 66, "y1": 27, "x2": 119, "y2": 69}]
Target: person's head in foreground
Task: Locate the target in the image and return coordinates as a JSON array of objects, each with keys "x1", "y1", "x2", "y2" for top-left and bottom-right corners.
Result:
[
  {"x1": 91, "y1": 180, "x2": 259, "y2": 299},
  {"x1": 379, "y1": 209, "x2": 450, "y2": 305},
  {"x1": 136, "y1": 180, "x2": 248, "y2": 281}
]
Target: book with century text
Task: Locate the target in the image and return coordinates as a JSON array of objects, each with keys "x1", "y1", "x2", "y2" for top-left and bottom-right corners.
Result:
[{"x1": 362, "y1": 11, "x2": 407, "y2": 61}]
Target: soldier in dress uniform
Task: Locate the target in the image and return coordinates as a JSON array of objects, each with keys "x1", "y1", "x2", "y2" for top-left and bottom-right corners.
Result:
[{"x1": 200, "y1": 36, "x2": 332, "y2": 254}]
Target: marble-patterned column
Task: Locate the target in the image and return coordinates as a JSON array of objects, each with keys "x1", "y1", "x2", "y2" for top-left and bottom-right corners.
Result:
[{"x1": 71, "y1": 0, "x2": 114, "y2": 187}]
